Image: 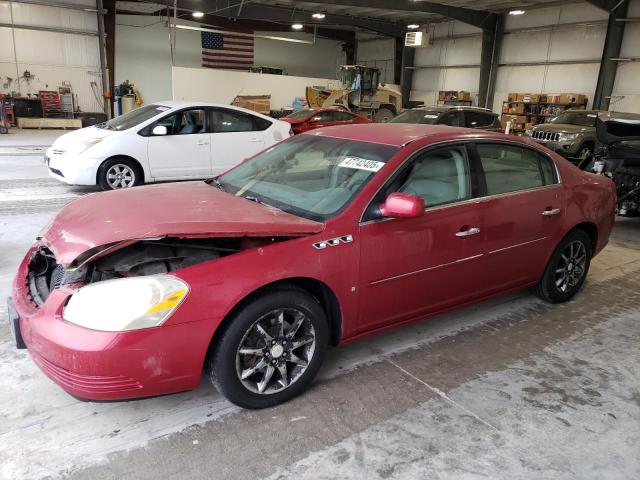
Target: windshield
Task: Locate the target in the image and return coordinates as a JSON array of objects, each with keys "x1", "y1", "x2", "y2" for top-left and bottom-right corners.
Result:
[
  {"x1": 550, "y1": 112, "x2": 597, "y2": 127},
  {"x1": 388, "y1": 110, "x2": 441, "y2": 125},
  {"x1": 286, "y1": 109, "x2": 316, "y2": 120},
  {"x1": 98, "y1": 104, "x2": 170, "y2": 131},
  {"x1": 218, "y1": 135, "x2": 399, "y2": 221}
]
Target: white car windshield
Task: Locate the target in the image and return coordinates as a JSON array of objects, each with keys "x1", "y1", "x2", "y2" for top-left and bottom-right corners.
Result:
[
  {"x1": 98, "y1": 104, "x2": 171, "y2": 131},
  {"x1": 218, "y1": 135, "x2": 399, "y2": 221}
]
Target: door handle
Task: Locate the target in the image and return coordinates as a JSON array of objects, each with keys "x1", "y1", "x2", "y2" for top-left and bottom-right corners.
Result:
[
  {"x1": 542, "y1": 208, "x2": 561, "y2": 216},
  {"x1": 196, "y1": 140, "x2": 209, "y2": 146},
  {"x1": 455, "y1": 227, "x2": 480, "y2": 237}
]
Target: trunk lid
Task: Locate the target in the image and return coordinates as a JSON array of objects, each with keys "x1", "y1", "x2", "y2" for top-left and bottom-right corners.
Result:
[{"x1": 41, "y1": 181, "x2": 324, "y2": 266}]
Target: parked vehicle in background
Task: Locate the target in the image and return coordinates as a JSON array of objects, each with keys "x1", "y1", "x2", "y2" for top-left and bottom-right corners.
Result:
[
  {"x1": 10, "y1": 124, "x2": 616, "y2": 409},
  {"x1": 388, "y1": 106, "x2": 501, "y2": 131},
  {"x1": 282, "y1": 108, "x2": 371, "y2": 134},
  {"x1": 587, "y1": 113, "x2": 640, "y2": 217},
  {"x1": 45, "y1": 101, "x2": 292, "y2": 190},
  {"x1": 524, "y1": 110, "x2": 601, "y2": 165}
]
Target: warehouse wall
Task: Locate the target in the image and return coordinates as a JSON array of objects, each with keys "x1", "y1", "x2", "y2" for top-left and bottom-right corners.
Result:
[
  {"x1": 115, "y1": 15, "x2": 345, "y2": 105},
  {"x1": 0, "y1": 0, "x2": 103, "y2": 112},
  {"x1": 355, "y1": 34, "x2": 395, "y2": 84},
  {"x1": 611, "y1": 0, "x2": 640, "y2": 113}
]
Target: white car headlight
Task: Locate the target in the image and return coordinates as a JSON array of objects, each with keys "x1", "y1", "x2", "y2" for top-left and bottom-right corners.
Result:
[
  {"x1": 69, "y1": 138, "x2": 103, "y2": 155},
  {"x1": 558, "y1": 133, "x2": 579, "y2": 142},
  {"x1": 63, "y1": 275, "x2": 189, "y2": 332}
]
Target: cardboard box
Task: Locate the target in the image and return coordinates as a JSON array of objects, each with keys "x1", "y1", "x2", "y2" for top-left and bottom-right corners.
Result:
[
  {"x1": 502, "y1": 102, "x2": 510, "y2": 113},
  {"x1": 457, "y1": 91, "x2": 471, "y2": 101},
  {"x1": 509, "y1": 103, "x2": 525, "y2": 114},
  {"x1": 522, "y1": 94, "x2": 541, "y2": 103},
  {"x1": 516, "y1": 93, "x2": 527, "y2": 102},
  {"x1": 507, "y1": 93, "x2": 518, "y2": 102},
  {"x1": 561, "y1": 93, "x2": 586, "y2": 105},
  {"x1": 231, "y1": 95, "x2": 271, "y2": 114},
  {"x1": 501, "y1": 114, "x2": 527, "y2": 131}
]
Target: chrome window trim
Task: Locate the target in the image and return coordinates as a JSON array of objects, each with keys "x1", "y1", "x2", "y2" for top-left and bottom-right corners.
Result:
[{"x1": 359, "y1": 138, "x2": 562, "y2": 225}]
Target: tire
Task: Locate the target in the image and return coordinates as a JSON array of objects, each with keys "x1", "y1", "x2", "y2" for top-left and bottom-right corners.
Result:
[
  {"x1": 535, "y1": 229, "x2": 592, "y2": 303},
  {"x1": 208, "y1": 286, "x2": 329, "y2": 409},
  {"x1": 0, "y1": 126, "x2": 8, "y2": 134},
  {"x1": 97, "y1": 157, "x2": 143, "y2": 190},
  {"x1": 374, "y1": 107, "x2": 395, "y2": 123}
]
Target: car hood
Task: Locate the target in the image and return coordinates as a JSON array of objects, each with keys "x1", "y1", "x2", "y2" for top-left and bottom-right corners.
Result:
[
  {"x1": 41, "y1": 181, "x2": 325, "y2": 267},
  {"x1": 534, "y1": 124, "x2": 592, "y2": 134},
  {"x1": 596, "y1": 115, "x2": 640, "y2": 145},
  {"x1": 50, "y1": 126, "x2": 117, "y2": 151}
]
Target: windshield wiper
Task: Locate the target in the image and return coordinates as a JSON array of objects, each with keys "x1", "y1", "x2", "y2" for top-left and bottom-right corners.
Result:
[
  {"x1": 211, "y1": 178, "x2": 226, "y2": 191},
  {"x1": 244, "y1": 195, "x2": 280, "y2": 211}
]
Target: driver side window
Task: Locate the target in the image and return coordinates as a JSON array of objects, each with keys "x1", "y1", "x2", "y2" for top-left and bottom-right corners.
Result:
[{"x1": 155, "y1": 109, "x2": 206, "y2": 135}]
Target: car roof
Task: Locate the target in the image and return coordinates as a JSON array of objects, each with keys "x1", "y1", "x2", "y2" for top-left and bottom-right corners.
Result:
[
  {"x1": 304, "y1": 123, "x2": 507, "y2": 147},
  {"x1": 410, "y1": 105, "x2": 494, "y2": 113}
]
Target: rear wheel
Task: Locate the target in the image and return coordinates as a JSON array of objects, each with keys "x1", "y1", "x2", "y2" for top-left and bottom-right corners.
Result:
[
  {"x1": 209, "y1": 287, "x2": 328, "y2": 409},
  {"x1": 98, "y1": 157, "x2": 142, "y2": 190},
  {"x1": 535, "y1": 229, "x2": 592, "y2": 303},
  {"x1": 374, "y1": 107, "x2": 394, "y2": 123},
  {"x1": 0, "y1": 126, "x2": 8, "y2": 134}
]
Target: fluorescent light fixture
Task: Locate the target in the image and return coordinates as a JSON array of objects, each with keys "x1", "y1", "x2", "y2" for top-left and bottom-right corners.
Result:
[
  {"x1": 291, "y1": 23, "x2": 304, "y2": 30},
  {"x1": 174, "y1": 24, "x2": 313, "y2": 44},
  {"x1": 407, "y1": 23, "x2": 420, "y2": 29},
  {"x1": 312, "y1": 12, "x2": 326, "y2": 19},
  {"x1": 509, "y1": 9, "x2": 525, "y2": 15},
  {"x1": 192, "y1": 11, "x2": 204, "y2": 18}
]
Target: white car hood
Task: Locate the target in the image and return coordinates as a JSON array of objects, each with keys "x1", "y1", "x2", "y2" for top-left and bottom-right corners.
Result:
[{"x1": 50, "y1": 126, "x2": 117, "y2": 152}]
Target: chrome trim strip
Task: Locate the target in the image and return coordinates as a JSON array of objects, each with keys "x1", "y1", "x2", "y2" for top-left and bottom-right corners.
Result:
[
  {"x1": 370, "y1": 254, "x2": 483, "y2": 286},
  {"x1": 487, "y1": 236, "x2": 548, "y2": 255}
]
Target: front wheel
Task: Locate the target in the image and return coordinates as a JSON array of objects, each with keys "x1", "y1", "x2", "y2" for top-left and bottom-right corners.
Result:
[
  {"x1": 98, "y1": 158, "x2": 142, "y2": 190},
  {"x1": 535, "y1": 229, "x2": 592, "y2": 303},
  {"x1": 208, "y1": 287, "x2": 328, "y2": 409}
]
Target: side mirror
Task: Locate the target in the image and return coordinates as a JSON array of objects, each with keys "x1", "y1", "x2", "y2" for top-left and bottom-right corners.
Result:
[
  {"x1": 152, "y1": 125, "x2": 168, "y2": 136},
  {"x1": 310, "y1": 116, "x2": 321, "y2": 123},
  {"x1": 379, "y1": 192, "x2": 425, "y2": 219}
]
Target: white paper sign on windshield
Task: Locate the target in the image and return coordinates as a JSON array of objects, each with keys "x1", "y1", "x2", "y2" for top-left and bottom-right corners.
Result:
[{"x1": 338, "y1": 157, "x2": 385, "y2": 172}]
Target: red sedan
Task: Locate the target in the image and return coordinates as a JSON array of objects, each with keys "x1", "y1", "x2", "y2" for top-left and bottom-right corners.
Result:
[
  {"x1": 282, "y1": 107, "x2": 371, "y2": 134},
  {"x1": 9, "y1": 124, "x2": 616, "y2": 409}
]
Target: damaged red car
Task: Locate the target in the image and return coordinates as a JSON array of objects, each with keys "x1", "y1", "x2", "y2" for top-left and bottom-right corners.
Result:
[{"x1": 8, "y1": 124, "x2": 616, "y2": 409}]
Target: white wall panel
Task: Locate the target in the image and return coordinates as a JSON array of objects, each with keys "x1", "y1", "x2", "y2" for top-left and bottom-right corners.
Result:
[
  {"x1": 356, "y1": 37, "x2": 394, "y2": 83},
  {"x1": 501, "y1": 31, "x2": 552, "y2": 63},
  {"x1": 0, "y1": 26, "x2": 15, "y2": 63},
  {"x1": 0, "y1": 1, "x2": 10, "y2": 22},
  {"x1": 9, "y1": 3, "x2": 97, "y2": 30},
  {"x1": 612, "y1": 4, "x2": 640, "y2": 114}
]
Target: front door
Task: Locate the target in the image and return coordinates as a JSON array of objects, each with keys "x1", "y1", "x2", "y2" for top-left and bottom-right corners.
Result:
[
  {"x1": 472, "y1": 142, "x2": 565, "y2": 292},
  {"x1": 147, "y1": 108, "x2": 212, "y2": 179},
  {"x1": 357, "y1": 144, "x2": 485, "y2": 332},
  {"x1": 209, "y1": 108, "x2": 266, "y2": 175}
]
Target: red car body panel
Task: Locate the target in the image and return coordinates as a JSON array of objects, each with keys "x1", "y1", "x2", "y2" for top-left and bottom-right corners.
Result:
[
  {"x1": 12, "y1": 124, "x2": 617, "y2": 400},
  {"x1": 282, "y1": 108, "x2": 371, "y2": 134},
  {"x1": 42, "y1": 181, "x2": 324, "y2": 266}
]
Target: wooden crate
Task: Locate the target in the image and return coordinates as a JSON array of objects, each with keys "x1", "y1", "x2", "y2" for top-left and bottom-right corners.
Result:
[{"x1": 17, "y1": 117, "x2": 82, "y2": 129}]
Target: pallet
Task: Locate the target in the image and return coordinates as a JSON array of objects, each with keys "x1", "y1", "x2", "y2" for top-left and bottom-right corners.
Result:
[{"x1": 17, "y1": 117, "x2": 82, "y2": 130}]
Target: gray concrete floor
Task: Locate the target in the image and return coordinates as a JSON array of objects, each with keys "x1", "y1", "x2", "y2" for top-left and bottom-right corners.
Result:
[{"x1": 1, "y1": 135, "x2": 639, "y2": 480}]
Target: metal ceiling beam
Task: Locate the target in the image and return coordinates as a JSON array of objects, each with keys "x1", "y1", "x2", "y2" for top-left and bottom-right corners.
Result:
[
  {"x1": 294, "y1": 0, "x2": 496, "y2": 28},
  {"x1": 583, "y1": 0, "x2": 626, "y2": 12},
  {"x1": 175, "y1": 0, "x2": 404, "y2": 36}
]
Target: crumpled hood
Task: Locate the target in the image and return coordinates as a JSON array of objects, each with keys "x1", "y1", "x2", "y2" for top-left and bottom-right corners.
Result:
[{"x1": 41, "y1": 181, "x2": 324, "y2": 266}]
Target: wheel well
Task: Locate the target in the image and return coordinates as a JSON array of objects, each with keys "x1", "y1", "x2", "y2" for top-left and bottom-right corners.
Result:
[
  {"x1": 580, "y1": 141, "x2": 595, "y2": 151},
  {"x1": 97, "y1": 155, "x2": 145, "y2": 183},
  {"x1": 573, "y1": 222, "x2": 598, "y2": 251},
  {"x1": 205, "y1": 278, "x2": 342, "y2": 365}
]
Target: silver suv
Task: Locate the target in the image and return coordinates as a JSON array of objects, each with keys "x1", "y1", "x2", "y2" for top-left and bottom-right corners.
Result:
[{"x1": 525, "y1": 110, "x2": 600, "y2": 164}]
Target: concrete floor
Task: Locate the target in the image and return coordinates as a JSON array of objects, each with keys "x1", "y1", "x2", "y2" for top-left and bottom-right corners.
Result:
[{"x1": 1, "y1": 132, "x2": 639, "y2": 480}]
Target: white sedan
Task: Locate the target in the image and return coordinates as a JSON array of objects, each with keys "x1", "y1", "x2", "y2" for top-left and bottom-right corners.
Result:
[{"x1": 45, "y1": 101, "x2": 292, "y2": 190}]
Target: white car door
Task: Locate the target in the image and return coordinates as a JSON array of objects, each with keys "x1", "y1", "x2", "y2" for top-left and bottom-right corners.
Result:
[
  {"x1": 208, "y1": 108, "x2": 267, "y2": 175},
  {"x1": 146, "y1": 108, "x2": 212, "y2": 179}
]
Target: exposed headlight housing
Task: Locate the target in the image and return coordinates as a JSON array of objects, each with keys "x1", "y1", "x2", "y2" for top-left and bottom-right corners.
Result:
[{"x1": 63, "y1": 275, "x2": 189, "y2": 332}]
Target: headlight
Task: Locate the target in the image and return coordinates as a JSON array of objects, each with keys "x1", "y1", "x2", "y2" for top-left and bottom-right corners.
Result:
[
  {"x1": 524, "y1": 128, "x2": 534, "y2": 137},
  {"x1": 558, "y1": 133, "x2": 579, "y2": 142},
  {"x1": 63, "y1": 275, "x2": 189, "y2": 332},
  {"x1": 70, "y1": 138, "x2": 103, "y2": 154}
]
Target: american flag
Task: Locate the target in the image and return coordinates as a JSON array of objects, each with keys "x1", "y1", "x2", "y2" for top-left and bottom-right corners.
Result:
[{"x1": 201, "y1": 30, "x2": 254, "y2": 70}]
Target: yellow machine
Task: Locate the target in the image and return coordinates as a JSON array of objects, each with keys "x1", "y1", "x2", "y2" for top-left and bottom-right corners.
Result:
[{"x1": 306, "y1": 65, "x2": 402, "y2": 122}]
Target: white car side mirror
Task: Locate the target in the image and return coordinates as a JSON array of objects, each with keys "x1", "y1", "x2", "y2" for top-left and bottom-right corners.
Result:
[{"x1": 152, "y1": 125, "x2": 168, "y2": 136}]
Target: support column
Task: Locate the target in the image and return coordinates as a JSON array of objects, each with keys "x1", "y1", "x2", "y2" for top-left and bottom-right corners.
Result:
[
  {"x1": 478, "y1": 14, "x2": 503, "y2": 110},
  {"x1": 96, "y1": 0, "x2": 110, "y2": 117},
  {"x1": 593, "y1": 1, "x2": 628, "y2": 110},
  {"x1": 400, "y1": 44, "x2": 415, "y2": 109},
  {"x1": 103, "y1": 0, "x2": 115, "y2": 117}
]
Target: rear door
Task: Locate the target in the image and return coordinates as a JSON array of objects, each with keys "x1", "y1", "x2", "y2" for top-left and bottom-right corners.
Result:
[
  {"x1": 209, "y1": 108, "x2": 267, "y2": 174},
  {"x1": 471, "y1": 141, "x2": 564, "y2": 293},
  {"x1": 146, "y1": 108, "x2": 212, "y2": 179}
]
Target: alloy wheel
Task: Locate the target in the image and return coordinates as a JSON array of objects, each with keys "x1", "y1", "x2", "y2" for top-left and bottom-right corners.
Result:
[
  {"x1": 106, "y1": 164, "x2": 136, "y2": 189},
  {"x1": 235, "y1": 308, "x2": 316, "y2": 395},
  {"x1": 554, "y1": 240, "x2": 587, "y2": 293}
]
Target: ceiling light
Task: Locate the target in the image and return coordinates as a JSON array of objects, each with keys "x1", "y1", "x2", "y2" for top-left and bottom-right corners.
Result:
[
  {"x1": 291, "y1": 23, "x2": 304, "y2": 30},
  {"x1": 509, "y1": 9, "x2": 525, "y2": 15},
  {"x1": 192, "y1": 11, "x2": 204, "y2": 18},
  {"x1": 407, "y1": 23, "x2": 420, "y2": 29},
  {"x1": 312, "y1": 13, "x2": 326, "y2": 19}
]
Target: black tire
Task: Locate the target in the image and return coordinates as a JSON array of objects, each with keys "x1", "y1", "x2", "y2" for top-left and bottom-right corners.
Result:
[
  {"x1": 97, "y1": 157, "x2": 143, "y2": 191},
  {"x1": 374, "y1": 107, "x2": 395, "y2": 123},
  {"x1": 208, "y1": 286, "x2": 329, "y2": 409},
  {"x1": 535, "y1": 229, "x2": 592, "y2": 303},
  {"x1": 0, "y1": 126, "x2": 8, "y2": 134}
]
